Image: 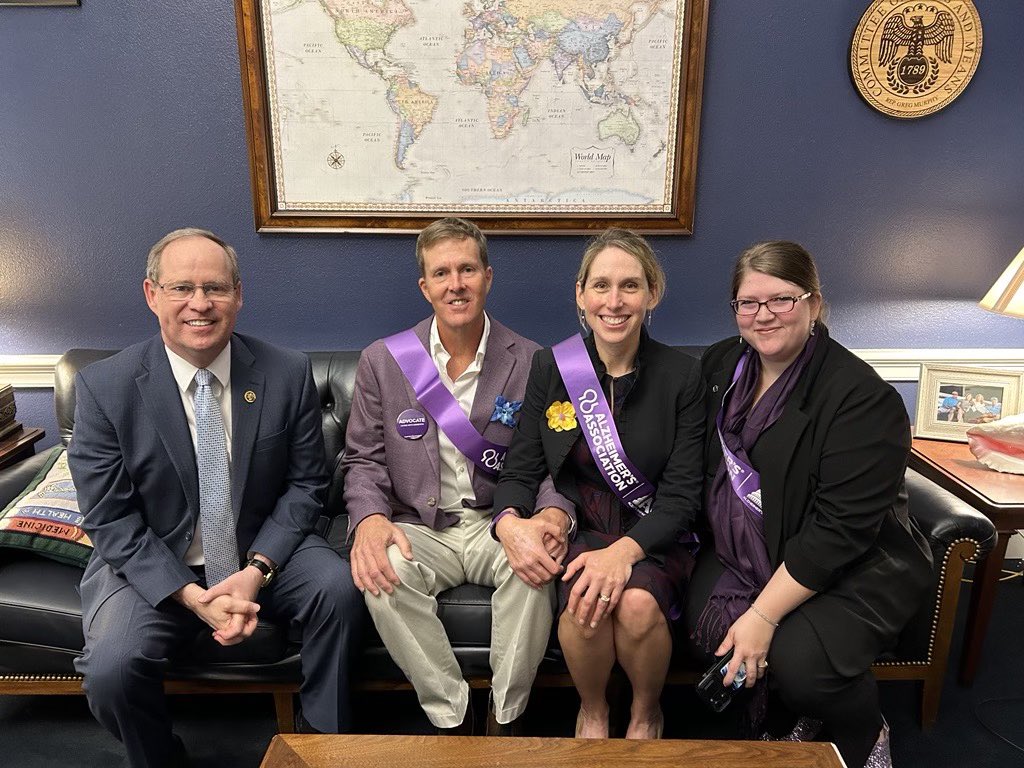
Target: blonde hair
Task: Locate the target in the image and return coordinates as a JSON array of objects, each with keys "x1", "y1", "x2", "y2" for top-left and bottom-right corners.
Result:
[
  {"x1": 415, "y1": 217, "x2": 488, "y2": 275},
  {"x1": 577, "y1": 228, "x2": 666, "y2": 299}
]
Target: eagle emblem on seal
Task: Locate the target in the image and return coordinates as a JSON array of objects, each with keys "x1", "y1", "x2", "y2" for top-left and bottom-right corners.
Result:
[{"x1": 878, "y1": 3, "x2": 955, "y2": 94}]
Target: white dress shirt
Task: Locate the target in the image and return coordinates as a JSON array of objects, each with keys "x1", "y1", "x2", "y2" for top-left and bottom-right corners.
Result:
[
  {"x1": 164, "y1": 343, "x2": 235, "y2": 566},
  {"x1": 429, "y1": 314, "x2": 491, "y2": 514}
]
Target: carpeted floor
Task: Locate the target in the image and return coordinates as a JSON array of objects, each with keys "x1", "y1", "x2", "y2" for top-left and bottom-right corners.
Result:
[{"x1": 2, "y1": 563, "x2": 1022, "y2": 767}]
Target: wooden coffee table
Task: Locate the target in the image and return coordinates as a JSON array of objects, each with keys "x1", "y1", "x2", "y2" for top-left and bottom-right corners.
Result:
[{"x1": 260, "y1": 734, "x2": 846, "y2": 768}]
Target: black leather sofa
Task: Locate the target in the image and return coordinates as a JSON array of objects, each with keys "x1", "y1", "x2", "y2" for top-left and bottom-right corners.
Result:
[{"x1": 0, "y1": 349, "x2": 997, "y2": 732}]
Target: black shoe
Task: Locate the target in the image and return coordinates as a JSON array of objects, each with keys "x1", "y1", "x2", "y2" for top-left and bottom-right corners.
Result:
[
  {"x1": 123, "y1": 734, "x2": 189, "y2": 768},
  {"x1": 167, "y1": 734, "x2": 190, "y2": 768},
  {"x1": 436, "y1": 701, "x2": 475, "y2": 735},
  {"x1": 485, "y1": 692, "x2": 523, "y2": 737}
]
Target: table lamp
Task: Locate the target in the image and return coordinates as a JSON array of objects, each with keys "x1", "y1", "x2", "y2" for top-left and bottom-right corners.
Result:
[
  {"x1": 979, "y1": 244, "x2": 1024, "y2": 318},
  {"x1": 970, "y1": 244, "x2": 1024, "y2": 473}
]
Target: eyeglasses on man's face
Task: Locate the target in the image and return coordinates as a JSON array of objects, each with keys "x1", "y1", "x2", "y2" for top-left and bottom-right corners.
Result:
[
  {"x1": 156, "y1": 281, "x2": 237, "y2": 303},
  {"x1": 730, "y1": 291, "x2": 812, "y2": 316}
]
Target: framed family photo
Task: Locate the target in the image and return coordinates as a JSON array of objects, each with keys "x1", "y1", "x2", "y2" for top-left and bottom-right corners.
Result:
[{"x1": 914, "y1": 364, "x2": 1024, "y2": 443}]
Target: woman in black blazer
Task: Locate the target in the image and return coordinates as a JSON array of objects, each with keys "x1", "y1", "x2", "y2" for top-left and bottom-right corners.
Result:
[
  {"x1": 494, "y1": 229, "x2": 704, "y2": 739},
  {"x1": 686, "y1": 241, "x2": 932, "y2": 768}
]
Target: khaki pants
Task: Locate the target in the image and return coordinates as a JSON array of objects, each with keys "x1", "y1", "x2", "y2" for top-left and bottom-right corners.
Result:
[{"x1": 364, "y1": 508, "x2": 554, "y2": 727}]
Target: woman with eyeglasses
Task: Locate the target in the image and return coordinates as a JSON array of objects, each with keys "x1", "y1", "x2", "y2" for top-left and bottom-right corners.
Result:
[{"x1": 684, "y1": 241, "x2": 932, "y2": 768}]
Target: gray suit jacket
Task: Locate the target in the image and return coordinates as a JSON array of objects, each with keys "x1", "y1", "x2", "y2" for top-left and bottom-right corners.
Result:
[
  {"x1": 342, "y1": 315, "x2": 572, "y2": 534},
  {"x1": 68, "y1": 333, "x2": 328, "y2": 627}
]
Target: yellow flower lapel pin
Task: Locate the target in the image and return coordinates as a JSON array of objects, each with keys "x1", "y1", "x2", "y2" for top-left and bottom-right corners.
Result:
[{"x1": 546, "y1": 400, "x2": 577, "y2": 432}]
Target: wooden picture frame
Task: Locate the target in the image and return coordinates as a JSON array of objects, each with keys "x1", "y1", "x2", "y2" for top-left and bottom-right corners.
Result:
[
  {"x1": 234, "y1": 0, "x2": 709, "y2": 234},
  {"x1": 914, "y1": 364, "x2": 1024, "y2": 443}
]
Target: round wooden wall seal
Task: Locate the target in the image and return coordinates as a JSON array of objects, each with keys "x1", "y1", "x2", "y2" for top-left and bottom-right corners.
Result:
[{"x1": 850, "y1": 1, "x2": 982, "y2": 119}]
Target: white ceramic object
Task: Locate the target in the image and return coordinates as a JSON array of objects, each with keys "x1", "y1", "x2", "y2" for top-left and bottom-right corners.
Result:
[{"x1": 967, "y1": 414, "x2": 1024, "y2": 475}]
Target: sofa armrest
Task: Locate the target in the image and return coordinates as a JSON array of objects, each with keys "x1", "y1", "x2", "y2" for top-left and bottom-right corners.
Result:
[
  {"x1": 0, "y1": 451, "x2": 54, "y2": 511},
  {"x1": 905, "y1": 468, "x2": 997, "y2": 561}
]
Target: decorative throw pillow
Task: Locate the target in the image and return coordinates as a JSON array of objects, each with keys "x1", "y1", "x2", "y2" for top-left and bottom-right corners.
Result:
[{"x1": 0, "y1": 447, "x2": 92, "y2": 567}]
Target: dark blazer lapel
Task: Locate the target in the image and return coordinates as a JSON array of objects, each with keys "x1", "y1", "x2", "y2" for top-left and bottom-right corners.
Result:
[
  {"x1": 136, "y1": 337, "x2": 199, "y2": 516},
  {"x1": 544, "y1": 347, "x2": 584, "y2": 483},
  {"x1": 704, "y1": 343, "x2": 742, "y2": 468},
  {"x1": 757, "y1": 404, "x2": 810, "y2": 564},
  {"x1": 230, "y1": 336, "x2": 265, "y2": 519},
  {"x1": 753, "y1": 335, "x2": 830, "y2": 564}
]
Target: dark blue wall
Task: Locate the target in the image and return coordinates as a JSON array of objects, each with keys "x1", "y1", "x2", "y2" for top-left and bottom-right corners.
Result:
[{"x1": 3, "y1": 1, "x2": 1023, "y2": 446}]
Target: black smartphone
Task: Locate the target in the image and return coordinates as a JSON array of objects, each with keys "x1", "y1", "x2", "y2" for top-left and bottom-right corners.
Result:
[{"x1": 694, "y1": 649, "x2": 747, "y2": 713}]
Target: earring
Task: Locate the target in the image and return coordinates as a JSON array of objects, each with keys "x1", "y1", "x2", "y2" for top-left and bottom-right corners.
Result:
[
  {"x1": 809, "y1": 320, "x2": 817, "y2": 336},
  {"x1": 646, "y1": 310, "x2": 653, "y2": 327},
  {"x1": 578, "y1": 307, "x2": 588, "y2": 331}
]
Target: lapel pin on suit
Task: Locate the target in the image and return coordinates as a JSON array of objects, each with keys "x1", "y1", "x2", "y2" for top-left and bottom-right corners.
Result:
[
  {"x1": 546, "y1": 400, "x2": 577, "y2": 432},
  {"x1": 490, "y1": 395, "x2": 522, "y2": 427},
  {"x1": 244, "y1": 390, "x2": 257, "y2": 403}
]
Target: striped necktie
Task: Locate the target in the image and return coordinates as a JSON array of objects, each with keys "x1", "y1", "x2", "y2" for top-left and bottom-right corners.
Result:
[{"x1": 193, "y1": 367, "x2": 237, "y2": 586}]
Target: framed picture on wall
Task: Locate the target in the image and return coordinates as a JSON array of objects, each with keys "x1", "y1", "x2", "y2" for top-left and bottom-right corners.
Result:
[
  {"x1": 234, "y1": 0, "x2": 709, "y2": 234},
  {"x1": 914, "y1": 365, "x2": 1024, "y2": 443}
]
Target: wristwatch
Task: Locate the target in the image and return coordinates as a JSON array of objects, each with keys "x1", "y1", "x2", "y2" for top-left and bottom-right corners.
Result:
[{"x1": 245, "y1": 557, "x2": 276, "y2": 589}]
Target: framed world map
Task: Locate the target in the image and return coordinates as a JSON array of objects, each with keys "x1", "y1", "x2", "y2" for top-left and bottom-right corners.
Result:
[{"x1": 235, "y1": 0, "x2": 708, "y2": 233}]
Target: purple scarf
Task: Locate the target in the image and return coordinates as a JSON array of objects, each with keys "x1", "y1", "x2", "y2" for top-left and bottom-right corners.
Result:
[{"x1": 694, "y1": 333, "x2": 818, "y2": 652}]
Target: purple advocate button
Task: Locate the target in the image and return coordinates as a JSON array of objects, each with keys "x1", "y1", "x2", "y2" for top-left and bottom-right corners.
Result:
[{"x1": 396, "y1": 409, "x2": 428, "y2": 440}]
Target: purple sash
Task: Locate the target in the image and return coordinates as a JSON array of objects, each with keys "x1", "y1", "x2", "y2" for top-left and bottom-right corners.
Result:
[
  {"x1": 551, "y1": 334, "x2": 657, "y2": 516},
  {"x1": 716, "y1": 353, "x2": 764, "y2": 517},
  {"x1": 384, "y1": 329, "x2": 506, "y2": 475}
]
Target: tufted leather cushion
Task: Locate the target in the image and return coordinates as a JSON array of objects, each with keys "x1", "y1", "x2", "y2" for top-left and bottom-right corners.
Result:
[
  {"x1": 0, "y1": 553, "x2": 84, "y2": 673},
  {"x1": 7, "y1": 349, "x2": 363, "y2": 677},
  {"x1": 0, "y1": 346, "x2": 1000, "y2": 688},
  {"x1": 308, "y1": 352, "x2": 360, "y2": 518}
]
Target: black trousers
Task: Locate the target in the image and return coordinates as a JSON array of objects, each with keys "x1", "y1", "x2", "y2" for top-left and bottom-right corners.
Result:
[
  {"x1": 76, "y1": 539, "x2": 364, "y2": 768},
  {"x1": 683, "y1": 550, "x2": 882, "y2": 768}
]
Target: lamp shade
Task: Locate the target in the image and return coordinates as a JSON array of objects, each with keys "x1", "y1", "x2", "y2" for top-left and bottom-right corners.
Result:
[{"x1": 979, "y1": 244, "x2": 1024, "y2": 318}]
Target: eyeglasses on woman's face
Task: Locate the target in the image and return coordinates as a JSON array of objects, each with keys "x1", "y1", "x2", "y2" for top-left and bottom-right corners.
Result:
[{"x1": 730, "y1": 292, "x2": 812, "y2": 316}]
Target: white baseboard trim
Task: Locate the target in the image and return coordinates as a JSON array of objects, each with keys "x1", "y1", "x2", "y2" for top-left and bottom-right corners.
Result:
[
  {"x1": 0, "y1": 355, "x2": 63, "y2": 388},
  {"x1": 855, "y1": 349, "x2": 1024, "y2": 381},
  {"x1": 2, "y1": 349, "x2": 1023, "y2": 389}
]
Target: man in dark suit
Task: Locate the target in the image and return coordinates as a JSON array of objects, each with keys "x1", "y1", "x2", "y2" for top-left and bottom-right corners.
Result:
[
  {"x1": 68, "y1": 228, "x2": 362, "y2": 768},
  {"x1": 342, "y1": 218, "x2": 572, "y2": 735}
]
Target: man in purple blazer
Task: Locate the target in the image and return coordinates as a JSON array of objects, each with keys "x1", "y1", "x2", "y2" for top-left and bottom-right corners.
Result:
[{"x1": 342, "y1": 218, "x2": 573, "y2": 735}]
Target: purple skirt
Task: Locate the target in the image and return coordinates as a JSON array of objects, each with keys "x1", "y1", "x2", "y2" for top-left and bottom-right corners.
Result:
[{"x1": 558, "y1": 480, "x2": 695, "y2": 622}]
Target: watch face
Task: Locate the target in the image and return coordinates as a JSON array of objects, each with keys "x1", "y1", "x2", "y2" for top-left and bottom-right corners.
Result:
[{"x1": 248, "y1": 559, "x2": 274, "y2": 587}]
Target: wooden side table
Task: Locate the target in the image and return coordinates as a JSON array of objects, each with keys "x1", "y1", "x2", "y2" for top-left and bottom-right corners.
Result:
[
  {"x1": 0, "y1": 427, "x2": 46, "y2": 471},
  {"x1": 909, "y1": 437, "x2": 1024, "y2": 685}
]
